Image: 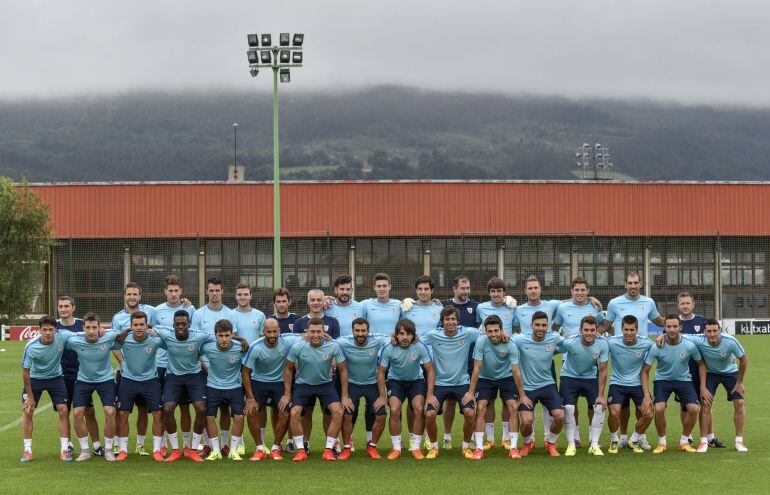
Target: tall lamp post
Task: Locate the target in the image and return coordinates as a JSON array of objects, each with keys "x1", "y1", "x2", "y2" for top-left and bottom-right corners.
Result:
[
  {"x1": 246, "y1": 32, "x2": 304, "y2": 289},
  {"x1": 575, "y1": 143, "x2": 613, "y2": 180},
  {"x1": 233, "y1": 121, "x2": 238, "y2": 167}
]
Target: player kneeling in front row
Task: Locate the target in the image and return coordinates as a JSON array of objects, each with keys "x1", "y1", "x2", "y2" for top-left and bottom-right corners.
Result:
[
  {"x1": 466, "y1": 315, "x2": 527, "y2": 460},
  {"x1": 376, "y1": 318, "x2": 435, "y2": 460},
  {"x1": 557, "y1": 315, "x2": 609, "y2": 456},
  {"x1": 114, "y1": 312, "x2": 165, "y2": 461},
  {"x1": 201, "y1": 320, "x2": 250, "y2": 461},
  {"x1": 642, "y1": 314, "x2": 706, "y2": 454},
  {"x1": 280, "y1": 318, "x2": 353, "y2": 461},
  {"x1": 20, "y1": 315, "x2": 75, "y2": 462}
]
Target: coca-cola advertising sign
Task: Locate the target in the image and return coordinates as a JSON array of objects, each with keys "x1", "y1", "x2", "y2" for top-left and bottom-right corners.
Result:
[{"x1": 6, "y1": 325, "x2": 112, "y2": 340}]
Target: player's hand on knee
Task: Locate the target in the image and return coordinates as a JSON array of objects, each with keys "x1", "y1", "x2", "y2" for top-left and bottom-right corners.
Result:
[
  {"x1": 426, "y1": 394, "x2": 440, "y2": 411},
  {"x1": 278, "y1": 394, "x2": 291, "y2": 412},
  {"x1": 700, "y1": 387, "x2": 713, "y2": 406},
  {"x1": 373, "y1": 396, "x2": 387, "y2": 411},
  {"x1": 461, "y1": 392, "x2": 474, "y2": 406},
  {"x1": 342, "y1": 397, "x2": 355, "y2": 413}
]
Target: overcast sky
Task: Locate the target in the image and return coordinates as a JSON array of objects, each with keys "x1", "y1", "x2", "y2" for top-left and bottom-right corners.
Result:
[{"x1": 2, "y1": 0, "x2": 768, "y2": 105}]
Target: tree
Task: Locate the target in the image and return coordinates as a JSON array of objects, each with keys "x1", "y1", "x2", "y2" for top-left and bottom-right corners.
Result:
[{"x1": 0, "y1": 177, "x2": 53, "y2": 324}]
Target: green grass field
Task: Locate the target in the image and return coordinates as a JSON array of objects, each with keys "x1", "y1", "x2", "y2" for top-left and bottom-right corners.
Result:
[{"x1": 1, "y1": 337, "x2": 767, "y2": 494}]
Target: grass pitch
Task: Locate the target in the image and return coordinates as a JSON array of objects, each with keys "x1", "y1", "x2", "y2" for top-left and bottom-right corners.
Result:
[{"x1": 0, "y1": 337, "x2": 768, "y2": 494}]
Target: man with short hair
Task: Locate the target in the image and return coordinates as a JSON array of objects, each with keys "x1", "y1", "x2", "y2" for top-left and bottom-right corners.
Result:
[
  {"x1": 465, "y1": 315, "x2": 527, "y2": 460},
  {"x1": 557, "y1": 315, "x2": 609, "y2": 456},
  {"x1": 242, "y1": 318, "x2": 303, "y2": 461},
  {"x1": 293, "y1": 289, "x2": 341, "y2": 338},
  {"x1": 336, "y1": 317, "x2": 390, "y2": 459},
  {"x1": 676, "y1": 291, "x2": 722, "y2": 448},
  {"x1": 233, "y1": 283, "x2": 266, "y2": 344},
  {"x1": 375, "y1": 318, "x2": 435, "y2": 460},
  {"x1": 273, "y1": 288, "x2": 299, "y2": 334},
  {"x1": 154, "y1": 310, "x2": 213, "y2": 462},
  {"x1": 421, "y1": 306, "x2": 481, "y2": 459},
  {"x1": 553, "y1": 277, "x2": 605, "y2": 448},
  {"x1": 401, "y1": 275, "x2": 442, "y2": 337},
  {"x1": 113, "y1": 312, "x2": 165, "y2": 461},
  {"x1": 20, "y1": 315, "x2": 75, "y2": 462},
  {"x1": 151, "y1": 275, "x2": 195, "y2": 454},
  {"x1": 325, "y1": 274, "x2": 364, "y2": 338},
  {"x1": 361, "y1": 273, "x2": 402, "y2": 335},
  {"x1": 280, "y1": 318, "x2": 352, "y2": 462},
  {"x1": 606, "y1": 315, "x2": 655, "y2": 454},
  {"x1": 200, "y1": 320, "x2": 248, "y2": 461},
  {"x1": 665, "y1": 318, "x2": 748, "y2": 452},
  {"x1": 514, "y1": 311, "x2": 565, "y2": 457},
  {"x1": 112, "y1": 282, "x2": 156, "y2": 456},
  {"x1": 64, "y1": 313, "x2": 120, "y2": 462},
  {"x1": 512, "y1": 276, "x2": 562, "y2": 335},
  {"x1": 641, "y1": 314, "x2": 705, "y2": 454},
  {"x1": 56, "y1": 296, "x2": 101, "y2": 456},
  {"x1": 603, "y1": 271, "x2": 665, "y2": 450}
]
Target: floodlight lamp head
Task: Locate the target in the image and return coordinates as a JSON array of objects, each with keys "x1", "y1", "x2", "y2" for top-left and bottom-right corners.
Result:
[
  {"x1": 293, "y1": 33, "x2": 304, "y2": 46},
  {"x1": 249, "y1": 67, "x2": 260, "y2": 78},
  {"x1": 247, "y1": 34, "x2": 259, "y2": 47},
  {"x1": 280, "y1": 33, "x2": 290, "y2": 46},
  {"x1": 280, "y1": 50, "x2": 290, "y2": 63},
  {"x1": 280, "y1": 68, "x2": 290, "y2": 83},
  {"x1": 247, "y1": 49, "x2": 259, "y2": 64},
  {"x1": 292, "y1": 51, "x2": 303, "y2": 63},
  {"x1": 261, "y1": 34, "x2": 272, "y2": 46},
  {"x1": 260, "y1": 50, "x2": 272, "y2": 64}
]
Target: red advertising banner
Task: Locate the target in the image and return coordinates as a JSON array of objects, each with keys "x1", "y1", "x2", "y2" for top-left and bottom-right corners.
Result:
[{"x1": 6, "y1": 325, "x2": 112, "y2": 341}]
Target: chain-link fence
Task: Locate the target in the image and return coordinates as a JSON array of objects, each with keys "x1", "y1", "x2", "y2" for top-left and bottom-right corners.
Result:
[{"x1": 25, "y1": 232, "x2": 770, "y2": 323}]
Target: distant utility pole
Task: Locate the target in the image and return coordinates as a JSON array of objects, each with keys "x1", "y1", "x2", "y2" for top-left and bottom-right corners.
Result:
[{"x1": 576, "y1": 143, "x2": 613, "y2": 180}]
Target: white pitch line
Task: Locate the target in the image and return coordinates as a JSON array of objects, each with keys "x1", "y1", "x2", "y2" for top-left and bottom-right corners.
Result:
[{"x1": 0, "y1": 403, "x2": 53, "y2": 433}]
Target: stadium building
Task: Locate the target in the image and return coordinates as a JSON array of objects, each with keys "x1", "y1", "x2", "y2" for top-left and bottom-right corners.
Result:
[{"x1": 23, "y1": 181, "x2": 770, "y2": 326}]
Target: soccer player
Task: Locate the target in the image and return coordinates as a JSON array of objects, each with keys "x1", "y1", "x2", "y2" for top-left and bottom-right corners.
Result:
[
  {"x1": 191, "y1": 277, "x2": 239, "y2": 454},
  {"x1": 603, "y1": 271, "x2": 664, "y2": 449},
  {"x1": 465, "y1": 315, "x2": 527, "y2": 460},
  {"x1": 111, "y1": 282, "x2": 156, "y2": 456},
  {"x1": 606, "y1": 315, "x2": 655, "y2": 454},
  {"x1": 553, "y1": 277, "x2": 605, "y2": 448},
  {"x1": 56, "y1": 296, "x2": 101, "y2": 456},
  {"x1": 514, "y1": 311, "x2": 564, "y2": 457},
  {"x1": 20, "y1": 315, "x2": 75, "y2": 462},
  {"x1": 557, "y1": 316, "x2": 609, "y2": 456},
  {"x1": 293, "y1": 289, "x2": 341, "y2": 338},
  {"x1": 337, "y1": 317, "x2": 391, "y2": 459},
  {"x1": 361, "y1": 273, "x2": 402, "y2": 334},
  {"x1": 400, "y1": 275, "x2": 442, "y2": 337},
  {"x1": 64, "y1": 313, "x2": 120, "y2": 462},
  {"x1": 677, "y1": 291, "x2": 722, "y2": 448},
  {"x1": 242, "y1": 318, "x2": 303, "y2": 461},
  {"x1": 280, "y1": 318, "x2": 352, "y2": 462},
  {"x1": 113, "y1": 312, "x2": 165, "y2": 461},
  {"x1": 512, "y1": 276, "x2": 562, "y2": 335},
  {"x1": 664, "y1": 319, "x2": 748, "y2": 452},
  {"x1": 273, "y1": 287, "x2": 300, "y2": 334},
  {"x1": 200, "y1": 320, "x2": 248, "y2": 461},
  {"x1": 234, "y1": 282, "x2": 266, "y2": 344},
  {"x1": 439, "y1": 275, "x2": 479, "y2": 450},
  {"x1": 325, "y1": 274, "x2": 365, "y2": 337},
  {"x1": 375, "y1": 318, "x2": 435, "y2": 460},
  {"x1": 641, "y1": 314, "x2": 705, "y2": 454},
  {"x1": 154, "y1": 310, "x2": 213, "y2": 462},
  {"x1": 474, "y1": 276, "x2": 517, "y2": 448},
  {"x1": 422, "y1": 305, "x2": 481, "y2": 459},
  {"x1": 151, "y1": 275, "x2": 195, "y2": 453}
]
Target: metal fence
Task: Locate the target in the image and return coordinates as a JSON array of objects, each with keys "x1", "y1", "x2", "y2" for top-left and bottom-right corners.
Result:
[{"x1": 25, "y1": 232, "x2": 770, "y2": 323}]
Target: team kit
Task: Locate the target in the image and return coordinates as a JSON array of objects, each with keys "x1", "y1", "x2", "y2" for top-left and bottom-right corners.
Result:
[{"x1": 20, "y1": 271, "x2": 749, "y2": 463}]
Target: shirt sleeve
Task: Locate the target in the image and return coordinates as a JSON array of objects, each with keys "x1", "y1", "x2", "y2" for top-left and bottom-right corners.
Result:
[
  {"x1": 594, "y1": 307, "x2": 605, "y2": 324},
  {"x1": 730, "y1": 338, "x2": 746, "y2": 359},
  {"x1": 379, "y1": 346, "x2": 391, "y2": 367},
  {"x1": 333, "y1": 343, "x2": 346, "y2": 363},
  {"x1": 190, "y1": 310, "x2": 202, "y2": 332},
  {"x1": 472, "y1": 336, "x2": 485, "y2": 361},
  {"x1": 648, "y1": 301, "x2": 661, "y2": 320},
  {"x1": 286, "y1": 341, "x2": 301, "y2": 363},
  {"x1": 553, "y1": 307, "x2": 564, "y2": 326},
  {"x1": 598, "y1": 340, "x2": 610, "y2": 363},
  {"x1": 643, "y1": 344, "x2": 657, "y2": 366},
  {"x1": 512, "y1": 309, "x2": 520, "y2": 327},
  {"x1": 418, "y1": 343, "x2": 431, "y2": 364},
  {"x1": 547, "y1": 300, "x2": 561, "y2": 315},
  {"x1": 509, "y1": 343, "x2": 520, "y2": 365},
  {"x1": 556, "y1": 338, "x2": 569, "y2": 354},
  {"x1": 21, "y1": 345, "x2": 33, "y2": 369},
  {"x1": 605, "y1": 300, "x2": 617, "y2": 323},
  {"x1": 689, "y1": 342, "x2": 702, "y2": 361}
]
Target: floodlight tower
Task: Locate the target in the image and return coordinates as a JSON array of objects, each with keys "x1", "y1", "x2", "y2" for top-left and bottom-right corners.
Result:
[
  {"x1": 575, "y1": 143, "x2": 613, "y2": 180},
  {"x1": 246, "y1": 32, "x2": 304, "y2": 289}
]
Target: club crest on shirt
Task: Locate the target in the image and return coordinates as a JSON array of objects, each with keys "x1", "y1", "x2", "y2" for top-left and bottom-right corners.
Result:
[
  {"x1": 410, "y1": 353, "x2": 418, "y2": 360},
  {"x1": 188, "y1": 344, "x2": 194, "y2": 352},
  {"x1": 593, "y1": 352, "x2": 599, "y2": 359},
  {"x1": 499, "y1": 351, "x2": 508, "y2": 357},
  {"x1": 288, "y1": 324, "x2": 294, "y2": 331},
  {"x1": 467, "y1": 307, "x2": 473, "y2": 314},
  {"x1": 431, "y1": 313, "x2": 437, "y2": 318},
  {"x1": 100, "y1": 343, "x2": 107, "y2": 351},
  {"x1": 694, "y1": 325, "x2": 701, "y2": 332},
  {"x1": 391, "y1": 308, "x2": 397, "y2": 313},
  {"x1": 146, "y1": 346, "x2": 152, "y2": 353},
  {"x1": 679, "y1": 351, "x2": 686, "y2": 360},
  {"x1": 280, "y1": 350, "x2": 286, "y2": 357},
  {"x1": 636, "y1": 351, "x2": 642, "y2": 358},
  {"x1": 545, "y1": 344, "x2": 552, "y2": 352},
  {"x1": 720, "y1": 351, "x2": 727, "y2": 357},
  {"x1": 322, "y1": 353, "x2": 329, "y2": 360},
  {"x1": 369, "y1": 350, "x2": 376, "y2": 356},
  {"x1": 324, "y1": 325, "x2": 329, "y2": 332},
  {"x1": 459, "y1": 339, "x2": 465, "y2": 347},
  {"x1": 252, "y1": 320, "x2": 257, "y2": 325},
  {"x1": 640, "y1": 305, "x2": 646, "y2": 311},
  {"x1": 229, "y1": 356, "x2": 238, "y2": 364},
  {"x1": 58, "y1": 345, "x2": 64, "y2": 352}
]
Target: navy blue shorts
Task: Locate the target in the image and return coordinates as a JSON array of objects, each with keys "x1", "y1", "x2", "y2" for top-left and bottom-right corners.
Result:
[
  {"x1": 292, "y1": 382, "x2": 340, "y2": 409},
  {"x1": 164, "y1": 372, "x2": 206, "y2": 404},
  {"x1": 427, "y1": 385, "x2": 474, "y2": 414},
  {"x1": 347, "y1": 383, "x2": 386, "y2": 416},
  {"x1": 706, "y1": 372, "x2": 742, "y2": 401},
  {"x1": 115, "y1": 370, "x2": 147, "y2": 408},
  {"x1": 475, "y1": 377, "x2": 519, "y2": 403},
  {"x1": 251, "y1": 379, "x2": 285, "y2": 409},
  {"x1": 654, "y1": 380, "x2": 699, "y2": 406},
  {"x1": 206, "y1": 386, "x2": 245, "y2": 416},
  {"x1": 64, "y1": 377, "x2": 92, "y2": 409},
  {"x1": 387, "y1": 379, "x2": 427, "y2": 404},
  {"x1": 22, "y1": 377, "x2": 69, "y2": 407},
  {"x1": 559, "y1": 376, "x2": 599, "y2": 407},
  {"x1": 73, "y1": 379, "x2": 116, "y2": 409},
  {"x1": 608, "y1": 384, "x2": 646, "y2": 407},
  {"x1": 118, "y1": 377, "x2": 163, "y2": 412},
  {"x1": 518, "y1": 384, "x2": 563, "y2": 413},
  {"x1": 679, "y1": 360, "x2": 702, "y2": 412}
]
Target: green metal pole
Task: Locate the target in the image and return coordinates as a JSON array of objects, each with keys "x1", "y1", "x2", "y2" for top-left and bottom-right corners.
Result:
[{"x1": 272, "y1": 66, "x2": 282, "y2": 289}]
